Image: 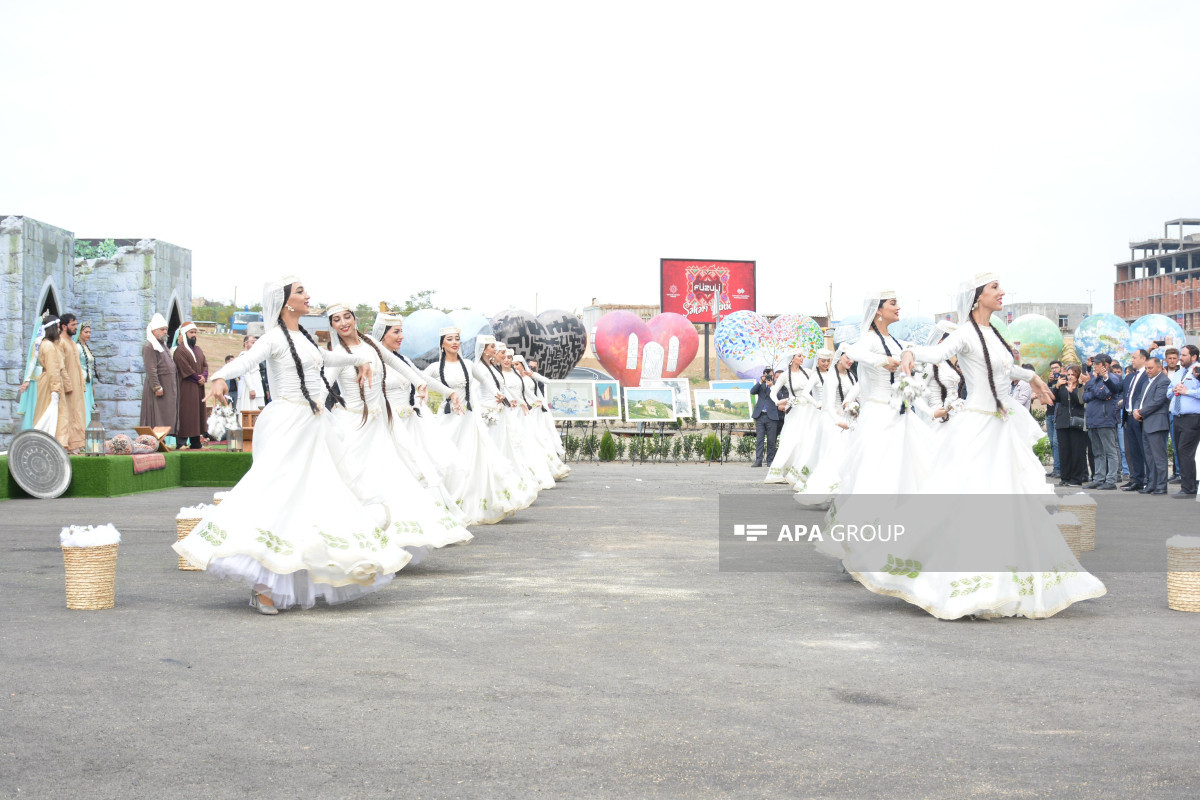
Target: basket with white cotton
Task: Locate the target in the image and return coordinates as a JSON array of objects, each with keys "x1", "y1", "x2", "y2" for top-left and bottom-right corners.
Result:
[
  {"x1": 60, "y1": 525, "x2": 121, "y2": 610},
  {"x1": 1166, "y1": 536, "x2": 1200, "y2": 613},
  {"x1": 1054, "y1": 512, "x2": 1082, "y2": 559},
  {"x1": 1058, "y1": 493, "x2": 1096, "y2": 552},
  {"x1": 175, "y1": 505, "x2": 211, "y2": 571}
]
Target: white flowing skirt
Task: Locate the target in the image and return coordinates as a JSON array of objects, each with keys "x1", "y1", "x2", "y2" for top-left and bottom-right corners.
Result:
[
  {"x1": 496, "y1": 406, "x2": 555, "y2": 490},
  {"x1": 838, "y1": 398, "x2": 1105, "y2": 619},
  {"x1": 527, "y1": 407, "x2": 570, "y2": 480},
  {"x1": 173, "y1": 399, "x2": 412, "y2": 610},
  {"x1": 794, "y1": 418, "x2": 852, "y2": 504},
  {"x1": 437, "y1": 406, "x2": 536, "y2": 524},
  {"x1": 765, "y1": 402, "x2": 822, "y2": 485},
  {"x1": 331, "y1": 404, "x2": 473, "y2": 558}
]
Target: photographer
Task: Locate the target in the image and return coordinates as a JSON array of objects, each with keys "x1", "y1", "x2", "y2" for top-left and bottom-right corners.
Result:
[
  {"x1": 1045, "y1": 359, "x2": 1064, "y2": 477},
  {"x1": 1082, "y1": 354, "x2": 1122, "y2": 489},
  {"x1": 750, "y1": 367, "x2": 781, "y2": 468},
  {"x1": 1052, "y1": 365, "x2": 1089, "y2": 486},
  {"x1": 1169, "y1": 345, "x2": 1200, "y2": 497}
]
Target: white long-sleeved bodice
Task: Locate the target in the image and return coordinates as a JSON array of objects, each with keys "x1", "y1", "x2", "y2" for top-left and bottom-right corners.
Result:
[
  {"x1": 213, "y1": 326, "x2": 366, "y2": 407},
  {"x1": 908, "y1": 324, "x2": 1036, "y2": 413},
  {"x1": 845, "y1": 330, "x2": 909, "y2": 405}
]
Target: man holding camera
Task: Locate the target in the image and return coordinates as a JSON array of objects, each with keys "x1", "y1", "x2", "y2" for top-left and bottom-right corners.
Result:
[
  {"x1": 1169, "y1": 345, "x2": 1200, "y2": 497},
  {"x1": 1046, "y1": 359, "x2": 1063, "y2": 478},
  {"x1": 750, "y1": 367, "x2": 781, "y2": 467}
]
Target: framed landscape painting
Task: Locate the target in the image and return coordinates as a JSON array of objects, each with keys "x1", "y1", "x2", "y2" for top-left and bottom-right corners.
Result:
[
  {"x1": 641, "y1": 377, "x2": 693, "y2": 418},
  {"x1": 594, "y1": 380, "x2": 621, "y2": 419},
  {"x1": 623, "y1": 387, "x2": 677, "y2": 422},
  {"x1": 694, "y1": 388, "x2": 753, "y2": 423},
  {"x1": 546, "y1": 380, "x2": 598, "y2": 420}
]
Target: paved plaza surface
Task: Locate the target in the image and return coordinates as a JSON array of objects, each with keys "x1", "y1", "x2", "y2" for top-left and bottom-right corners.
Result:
[{"x1": 2, "y1": 463, "x2": 1199, "y2": 799}]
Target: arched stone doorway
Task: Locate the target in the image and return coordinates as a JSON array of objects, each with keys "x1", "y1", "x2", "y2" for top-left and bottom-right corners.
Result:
[{"x1": 167, "y1": 300, "x2": 182, "y2": 351}]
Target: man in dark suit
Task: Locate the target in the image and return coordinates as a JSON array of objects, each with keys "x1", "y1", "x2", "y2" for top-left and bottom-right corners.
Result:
[
  {"x1": 1121, "y1": 349, "x2": 1149, "y2": 491},
  {"x1": 750, "y1": 368, "x2": 780, "y2": 467},
  {"x1": 1135, "y1": 356, "x2": 1171, "y2": 494}
]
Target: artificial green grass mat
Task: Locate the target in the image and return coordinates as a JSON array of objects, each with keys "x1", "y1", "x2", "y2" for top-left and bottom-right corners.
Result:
[
  {"x1": 179, "y1": 450, "x2": 253, "y2": 487},
  {"x1": 1, "y1": 451, "x2": 252, "y2": 500}
]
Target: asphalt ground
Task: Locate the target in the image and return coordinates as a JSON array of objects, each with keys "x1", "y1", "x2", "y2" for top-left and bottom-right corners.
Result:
[{"x1": 2, "y1": 463, "x2": 1198, "y2": 799}]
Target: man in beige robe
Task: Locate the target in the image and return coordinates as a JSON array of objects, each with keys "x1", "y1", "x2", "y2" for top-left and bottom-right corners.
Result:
[{"x1": 56, "y1": 313, "x2": 86, "y2": 452}]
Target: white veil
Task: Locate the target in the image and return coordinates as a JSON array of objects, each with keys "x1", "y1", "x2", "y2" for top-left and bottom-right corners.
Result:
[{"x1": 263, "y1": 274, "x2": 301, "y2": 334}]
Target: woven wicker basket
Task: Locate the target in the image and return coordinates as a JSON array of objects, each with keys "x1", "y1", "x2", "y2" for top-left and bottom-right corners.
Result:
[
  {"x1": 62, "y1": 543, "x2": 119, "y2": 610},
  {"x1": 1167, "y1": 537, "x2": 1200, "y2": 612},
  {"x1": 176, "y1": 518, "x2": 202, "y2": 570},
  {"x1": 1058, "y1": 496, "x2": 1097, "y2": 552},
  {"x1": 1055, "y1": 513, "x2": 1082, "y2": 558}
]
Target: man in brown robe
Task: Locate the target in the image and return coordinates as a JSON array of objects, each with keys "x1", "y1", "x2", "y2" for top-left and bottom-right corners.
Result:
[
  {"x1": 140, "y1": 313, "x2": 178, "y2": 434},
  {"x1": 56, "y1": 313, "x2": 86, "y2": 452},
  {"x1": 172, "y1": 321, "x2": 209, "y2": 449}
]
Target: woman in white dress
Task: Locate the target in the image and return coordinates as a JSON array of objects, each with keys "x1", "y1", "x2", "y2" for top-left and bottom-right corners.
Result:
[
  {"x1": 422, "y1": 330, "x2": 536, "y2": 523},
  {"x1": 500, "y1": 348, "x2": 557, "y2": 490},
  {"x1": 524, "y1": 358, "x2": 569, "y2": 464},
  {"x1": 842, "y1": 273, "x2": 1106, "y2": 619},
  {"x1": 764, "y1": 353, "x2": 819, "y2": 485},
  {"x1": 918, "y1": 320, "x2": 963, "y2": 434},
  {"x1": 174, "y1": 276, "x2": 417, "y2": 614},
  {"x1": 373, "y1": 313, "x2": 473, "y2": 505},
  {"x1": 794, "y1": 346, "x2": 858, "y2": 504},
  {"x1": 834, "y1": 292, "x2": 937, "y2": 497},
  {"x1": 514, "y1": 356, "x2": 570, "y2": 480},
  {"x1": 325, "y1": 305, "x2": 472, "y2": 561}
]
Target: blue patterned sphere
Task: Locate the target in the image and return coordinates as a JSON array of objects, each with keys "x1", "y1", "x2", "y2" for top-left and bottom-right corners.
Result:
[
  {"x1": 1129, "y1": 314, "x2": 1186, "y2": 361},
  {"x1": 1072, "y1": 314, "x2": 1130, "y2": 362}
]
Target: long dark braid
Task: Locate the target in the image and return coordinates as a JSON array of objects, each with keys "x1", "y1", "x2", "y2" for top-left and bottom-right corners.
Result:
[
  {"x1": 292, "y1": 318, "x2": 343, "y2": 410},
  {"x1": 438, "y1": 335, "x2": 472, "y2": 412},
  {"x1": 870, "y1": 316, "x2": 902, "y2": 385},
  {"x1": 329, "y1": 326, "x2": 368, "y2": 425},
  {"x1": 359, "y1": 335, "x2": 394, "y2": 427},
  {"x1": 515, "y1": 368, "x2": 530, "y2": 407},
  {"x1": 278, "y1": 311, "x2": 320, "y2": 415},
  {"x1": 969, "y1": 286, "x2": 1014, "y2": 414},
  {"x1": 397, "y1": 352, "x2": 420, "y2": 416}
]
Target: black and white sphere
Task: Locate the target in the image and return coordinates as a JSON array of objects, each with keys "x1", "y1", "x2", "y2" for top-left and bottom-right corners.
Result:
[{"x1": 536, "y1": 309, "x2": 588, "y2": 379}]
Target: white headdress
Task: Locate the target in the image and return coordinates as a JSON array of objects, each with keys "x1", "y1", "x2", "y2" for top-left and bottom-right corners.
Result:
[
  {"x1": 439, "y1": 326, "x2": 461, "y2": 337},
  {"x1": 145, "y1": 312, "x2": 168, "y2": 353},
  {"x1": 815, "y1": 347, "x2": 835, "y2": 360},
  {"x1": 175, "y1": 321, "x2": 198, "y2": 358},
  {"x1": 325, "y1": 303, "x2": 350, "y2": 318},
  {"x1": 513, "y1": 354, "x2": 527, "y2": 365},
  {"x1": 924, "y1": 319, "x2": 957, "y2": 347},
  {"x1": 859, "y1": 294, "x2": 883, "y2": 336},
  {"x1": 956, "y1": 272, "x2": 999, "y2": 325},
  {"x1": 262, "y1": 275, "x2": 301, "y2": 334},
  {"x1": 372, "y1": 312, "x2": 404, "y2": 342},
  {"x1": 476, "y1": 334, "x2": 496, "y2": 348}
]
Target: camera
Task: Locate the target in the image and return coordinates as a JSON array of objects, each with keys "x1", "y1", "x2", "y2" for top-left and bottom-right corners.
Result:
[{"x1": 1193, "y1": 364, "x2": 1200, "y2": 379}]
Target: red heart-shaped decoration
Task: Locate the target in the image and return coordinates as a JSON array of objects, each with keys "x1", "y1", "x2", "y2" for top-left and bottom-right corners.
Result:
[
  {"x1": 594, "y1": 311, "x2": 652, "y2": 386},
  {"x1": 646, "y1": 313, "x2": 700, "y2": 378}
]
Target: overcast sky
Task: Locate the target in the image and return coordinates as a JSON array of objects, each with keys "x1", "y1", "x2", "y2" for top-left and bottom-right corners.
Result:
[{"x1": 3, "y1": 1, "x2": 1198, "y2": 322}]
